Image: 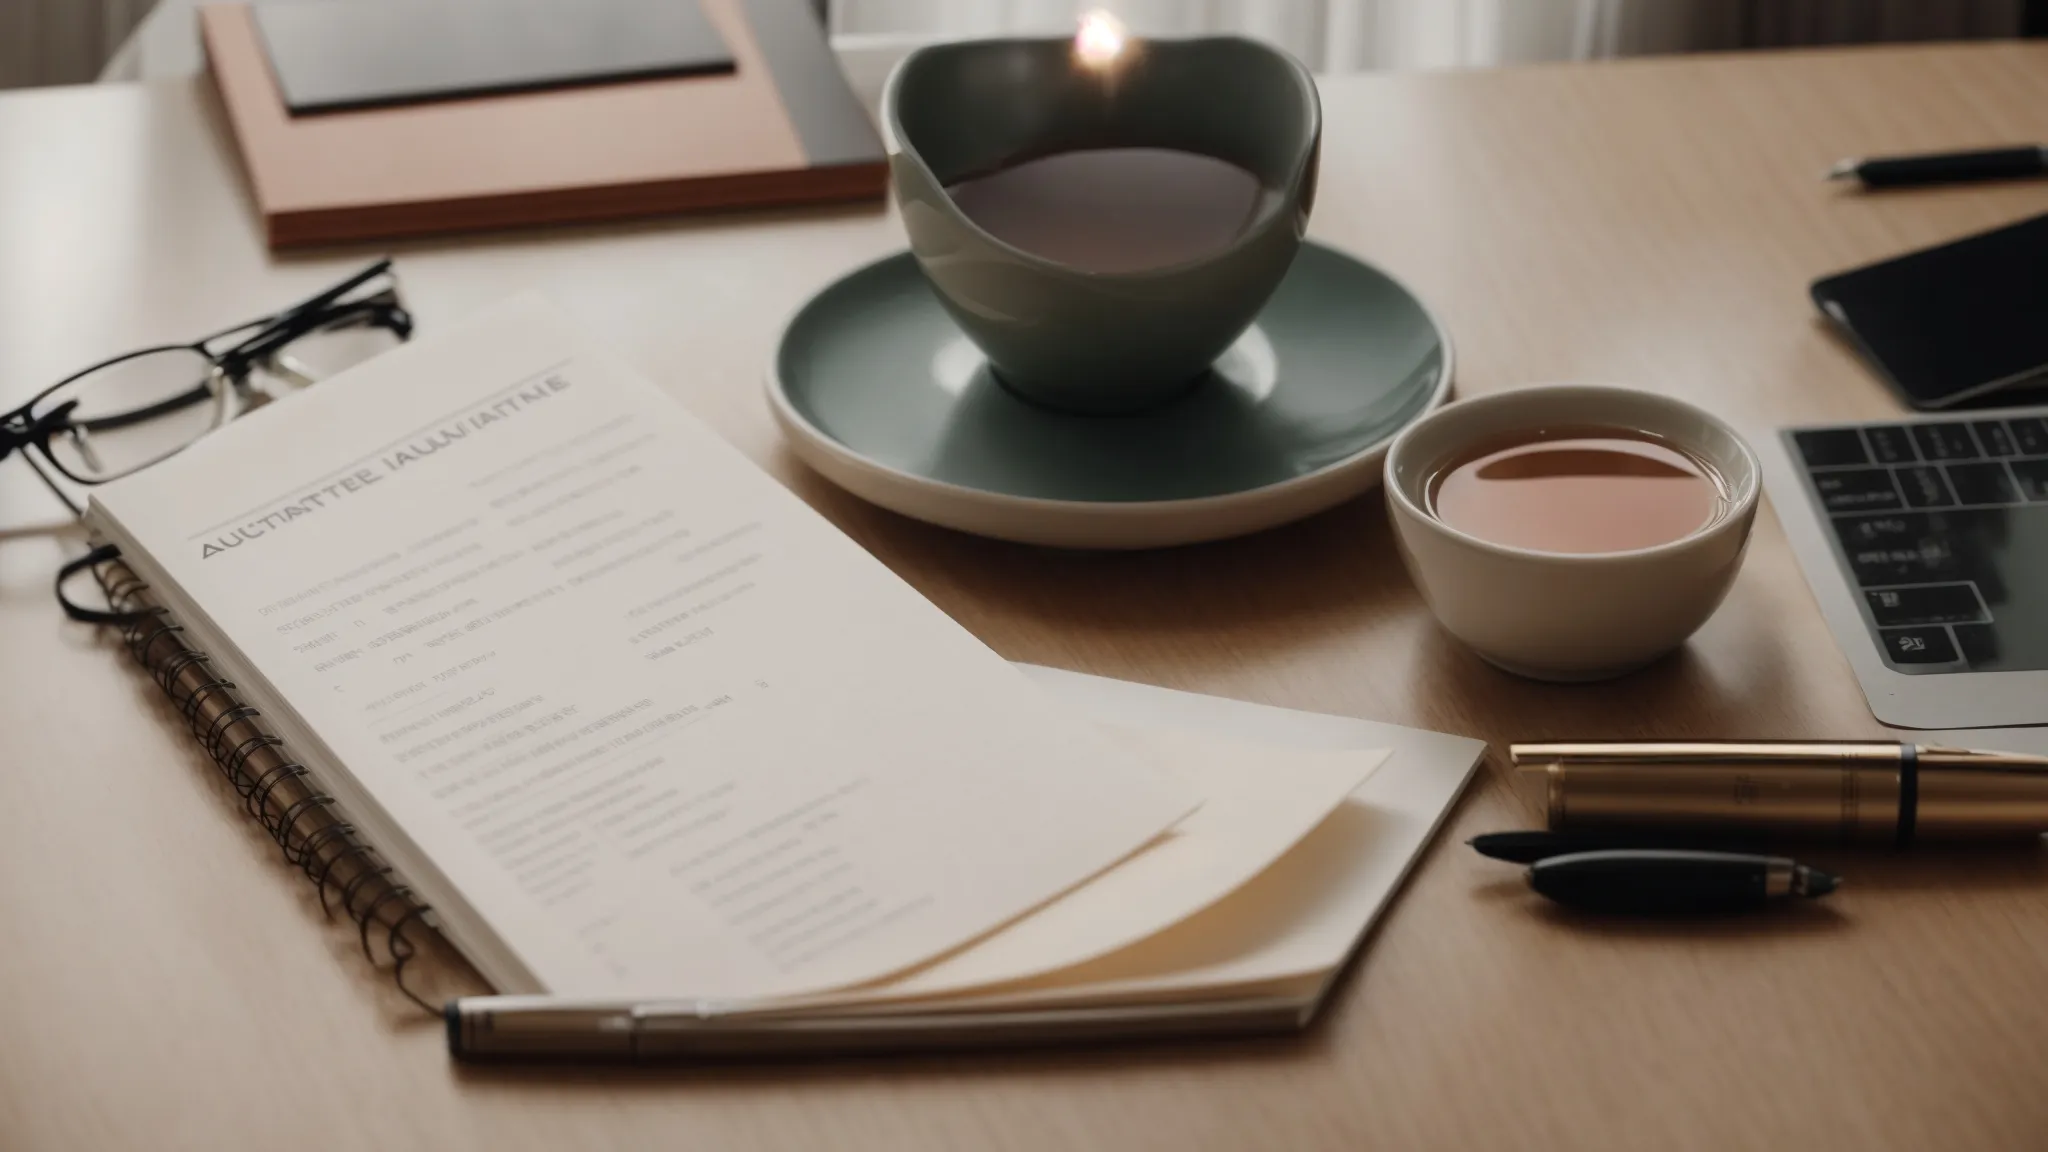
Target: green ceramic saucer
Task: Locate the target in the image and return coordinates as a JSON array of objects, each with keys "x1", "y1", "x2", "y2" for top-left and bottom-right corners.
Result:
[{"x1": 767, "y1": 241, "x2": 1453, "y2": 548}]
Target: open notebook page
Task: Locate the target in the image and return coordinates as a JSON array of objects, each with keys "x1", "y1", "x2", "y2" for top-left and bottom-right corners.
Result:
[
  {"x1": 767, "y1": 667, "x2": 1487, "y2": 1016},
  {"x1": 804, "y1": 727, "x2": 1383, "y2": 1006},
  {"x1": 88, "y1": 295, "x2": 1194, "y2": 1002},
  {"x1": 947, "y1": 670, "x2": 1485, "y2": 1011}
]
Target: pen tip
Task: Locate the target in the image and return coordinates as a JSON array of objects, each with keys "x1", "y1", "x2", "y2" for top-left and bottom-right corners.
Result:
[
  {"x1": 1825, "y1": 160, "x2": 1859, "y2": 181},
  {"x1": 1794, "y1": 866, "x2": 1840, "y2": 898}
]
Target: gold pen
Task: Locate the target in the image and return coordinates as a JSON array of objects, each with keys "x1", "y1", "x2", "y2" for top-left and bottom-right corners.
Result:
[{"x1": 1510, "y1": 742, "x2": 2048, "y2": 847}]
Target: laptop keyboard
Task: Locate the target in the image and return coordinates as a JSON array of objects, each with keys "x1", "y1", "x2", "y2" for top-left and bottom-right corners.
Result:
[{"x1": 1787, "y1": 411, "x2": 2048, "y2": 674}]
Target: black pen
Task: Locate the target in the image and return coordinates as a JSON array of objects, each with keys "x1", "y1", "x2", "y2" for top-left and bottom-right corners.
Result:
[
  {"x1": 1526, "y1": 850, "x2": 1839, "y2": 915},
  {"x1": 1826, "y1": 145, "x2": 2048, "y2": 188}
]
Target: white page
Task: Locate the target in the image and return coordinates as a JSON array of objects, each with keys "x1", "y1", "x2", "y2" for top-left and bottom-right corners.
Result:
[
  {"x1": 785, "y1": 667, "x2": 1486, "y2": 1015},
  {"x1": 809, "y1": 726, "x2": 1383, "y2": 1005},
  {"x1": 89, "y1": 296, "x2": 1194, "y2": 1001},
  {"x1": 951, "y1": 797, "x2": 1408, "y2": 1006},
  {"x1": 973, "y1": 669, "x2": 1485, "y2": 1006}
]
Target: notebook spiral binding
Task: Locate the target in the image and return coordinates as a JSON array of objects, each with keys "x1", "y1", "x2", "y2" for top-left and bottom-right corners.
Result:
[{"x1": 94, "y1": 552, "x2": 445, "y2": 1013}]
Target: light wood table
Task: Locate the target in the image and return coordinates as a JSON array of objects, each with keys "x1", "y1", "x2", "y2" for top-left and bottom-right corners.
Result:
[{"x1": 5, "y1": 43, "x2": 2048, "y2": 1151}]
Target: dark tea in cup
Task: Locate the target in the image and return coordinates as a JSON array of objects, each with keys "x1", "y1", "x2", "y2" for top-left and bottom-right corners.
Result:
[{"x1": 944, "y1": 147, "x2": 1270, "y2": 274}]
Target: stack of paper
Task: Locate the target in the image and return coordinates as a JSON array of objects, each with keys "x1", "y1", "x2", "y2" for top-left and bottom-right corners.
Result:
[{"x1": 86, "y1": 296, "x2": 1482, "y2": 1030}]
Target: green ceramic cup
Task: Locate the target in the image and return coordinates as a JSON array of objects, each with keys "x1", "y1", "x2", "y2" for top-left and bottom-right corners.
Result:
[{"x1": 882, "y1": 35, "x2": 1321, "y2": 414}]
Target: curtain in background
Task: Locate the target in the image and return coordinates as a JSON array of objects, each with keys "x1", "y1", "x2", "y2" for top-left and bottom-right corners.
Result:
[
  {"x1": 831, "y1": 0, "x2": 2024, "y2": 71},
  {"x1": 1, "y1": 0, "x2": 2026, "y2": 91},
  {"x1": 1, "y1": 0, "x2": 158, "y2": 87}
]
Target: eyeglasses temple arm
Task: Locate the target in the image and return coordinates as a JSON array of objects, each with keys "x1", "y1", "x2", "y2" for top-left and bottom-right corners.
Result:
[
  {"x1": 56, "y1": 544, "x2": 138, "y2": 624},
  {"x1": 203, "y1": 258, "x2": 396, "y2": 361}
]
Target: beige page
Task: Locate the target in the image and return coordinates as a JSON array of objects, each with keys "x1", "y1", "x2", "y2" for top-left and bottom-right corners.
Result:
[{"x1": 799, "y1": 727, "x2": 1384, "y2": 1007}]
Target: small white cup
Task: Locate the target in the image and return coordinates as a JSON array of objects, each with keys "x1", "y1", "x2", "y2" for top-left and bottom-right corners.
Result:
[{"x1": 1383, "y1": 385, "x2": 1761, "y2": 682}]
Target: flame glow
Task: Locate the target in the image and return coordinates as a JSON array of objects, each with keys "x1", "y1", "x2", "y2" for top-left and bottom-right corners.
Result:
[{"x1": 1073, "y1": 9, "x2": 1128, "y2": 71}]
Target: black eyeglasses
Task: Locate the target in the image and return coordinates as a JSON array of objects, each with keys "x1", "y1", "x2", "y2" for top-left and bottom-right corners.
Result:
[{"x1": 2, "y1": 260, "x2": 411, "y2": 516}]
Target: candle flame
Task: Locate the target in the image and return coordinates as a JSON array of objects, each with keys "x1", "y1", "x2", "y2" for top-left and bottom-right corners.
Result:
[{"x1": 1074, "y1": 9, "x2": 1128, "y2": 71}]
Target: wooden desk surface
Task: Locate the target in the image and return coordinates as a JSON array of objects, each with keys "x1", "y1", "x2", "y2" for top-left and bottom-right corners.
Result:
[{"x1": 4, "y1": 43, "x2": 2048, "y2": 1151}]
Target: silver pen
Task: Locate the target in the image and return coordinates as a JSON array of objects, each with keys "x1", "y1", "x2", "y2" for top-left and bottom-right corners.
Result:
[{"x1": 445, "y1": 994, "x2": 1310, "y2": 1061}]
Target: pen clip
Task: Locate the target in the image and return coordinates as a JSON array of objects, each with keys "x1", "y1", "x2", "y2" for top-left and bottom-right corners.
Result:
[{"x1": 632, "y1": 998, "x2": 750, "y2": 1023}]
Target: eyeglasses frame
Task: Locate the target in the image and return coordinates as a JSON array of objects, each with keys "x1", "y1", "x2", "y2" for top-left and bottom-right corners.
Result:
[{"x1": 1, "y1": 259, "x2": 411, "y2": 506}]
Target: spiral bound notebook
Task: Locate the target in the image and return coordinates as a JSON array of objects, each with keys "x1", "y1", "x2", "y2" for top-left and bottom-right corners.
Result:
[
  {"x1": 83, "y1": 296, "x2": 1483, "y2": 1056},
  {"x1": 93, "y1": 553, "x2": 461, "y2": 1009}
]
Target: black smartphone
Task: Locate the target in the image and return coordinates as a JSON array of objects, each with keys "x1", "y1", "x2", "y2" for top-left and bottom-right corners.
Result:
[{"x1": 1811, "y1": 211, "x2": 2048, "y2": 411}]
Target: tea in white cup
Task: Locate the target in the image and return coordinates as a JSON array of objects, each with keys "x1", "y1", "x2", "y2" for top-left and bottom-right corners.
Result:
[
  {"x1": 1425, "y1": 426, "x2": 1732, "y2": 555},
  {"x1": 1384, "y1": 386, "x2": 1761, "y2": 682}
]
